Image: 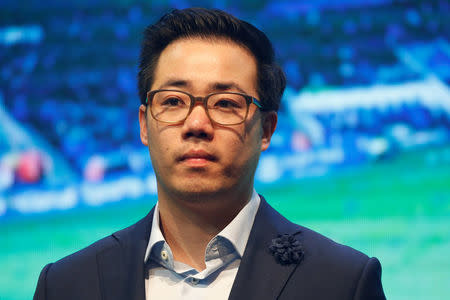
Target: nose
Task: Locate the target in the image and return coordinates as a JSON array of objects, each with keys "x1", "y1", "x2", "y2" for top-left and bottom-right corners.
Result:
[{"x1": 181, "y1": 104, "x2": 214, "y2": 140}]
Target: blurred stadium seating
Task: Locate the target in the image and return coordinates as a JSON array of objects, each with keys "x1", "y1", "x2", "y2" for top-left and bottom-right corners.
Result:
[
  {"x1": 0, "y1": 0, "x2": 449, "y2": 216},
  {"x1": 1, "y1": 1, "x2": 450, "y2": 299}
]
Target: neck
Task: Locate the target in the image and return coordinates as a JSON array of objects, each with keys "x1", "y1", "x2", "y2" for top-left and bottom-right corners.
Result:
[{"x1": 156, "y1": 186, "x2": 252, "y2": 271}]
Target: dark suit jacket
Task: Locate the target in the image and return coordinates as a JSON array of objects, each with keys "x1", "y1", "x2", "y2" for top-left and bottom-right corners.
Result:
[{"x1": 34, "y1": 197, "x2": 386, "y2": 299}]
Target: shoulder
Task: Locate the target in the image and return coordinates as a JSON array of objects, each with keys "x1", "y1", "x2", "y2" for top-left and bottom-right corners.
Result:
[
  {"x1": 39, "y1": 210, "x2": 153, "y2": 282},
  {"x1": 266, "y1": 210, "x2": 385, "y2": 298},
  {"x1": 242, "y1": 198, "x2": 386, "y2": 299},
  {"x1": 46, "y1": 234, "x2": 118, "y2": 276},
  {"x1": 289, "y1": 226, "x2": 385, "y2": 299},
  {"x1": 34, "y1": 234, "x2": 120, "y2": 300},
  {"x1": 258, "y1": 197, "x2": 373, "y2": 275},
  {"x1": 258, "y1": 196, "x2": 369, "y2": 264},
  {"x1": 298, "y1": 225, "x2": 369, "y2": 264},
  {"x1": 34, "y1": 210, "x2": 154, "y2": 299}
]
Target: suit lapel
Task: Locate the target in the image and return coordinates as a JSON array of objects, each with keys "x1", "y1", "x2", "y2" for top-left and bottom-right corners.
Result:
[
  {"x1": 229, "y1": 197, "x2": 301, "y2": 300},
  {"x1": 97, "y1": 208, "x2": 155, "y2": 300},
  {"x1": 94, "y1": 199, "x2": 301, "y2": 300}
]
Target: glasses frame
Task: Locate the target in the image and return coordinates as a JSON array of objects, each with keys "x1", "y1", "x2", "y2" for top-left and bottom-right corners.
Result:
[{"x1": 145, "y1": 89, "x2": 263, "y2": 125}]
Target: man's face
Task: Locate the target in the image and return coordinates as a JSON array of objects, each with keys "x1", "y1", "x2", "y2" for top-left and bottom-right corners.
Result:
[{"x1": 139, "y1": 38, "x2": 276, "y2": 200}]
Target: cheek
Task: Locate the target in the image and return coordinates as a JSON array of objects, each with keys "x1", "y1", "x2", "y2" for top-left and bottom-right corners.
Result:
[
  {"x1": 222, "y1": 143, "x2": 260, "y2": 181},
  {"x1": 222, "y1": 127, "x2": 262, "y2": 167},
  {"x1": 147, "y1": 126, "x2": 173, "y2": 164}
]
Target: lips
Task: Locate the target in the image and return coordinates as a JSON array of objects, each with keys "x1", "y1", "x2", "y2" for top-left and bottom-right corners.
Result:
[{"x1": 178, "y1": 150, "x2": 217, "y2": 163}]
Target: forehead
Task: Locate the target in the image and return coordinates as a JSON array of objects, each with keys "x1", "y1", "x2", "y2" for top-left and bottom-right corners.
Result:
[{"x1": 151, "y1": 37, "x2": 258, "y2": 93}]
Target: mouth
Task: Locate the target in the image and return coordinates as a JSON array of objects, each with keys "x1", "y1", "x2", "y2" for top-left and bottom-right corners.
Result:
[{"x1": 177, "y1": 150, "x2": 217, "y2": 166}]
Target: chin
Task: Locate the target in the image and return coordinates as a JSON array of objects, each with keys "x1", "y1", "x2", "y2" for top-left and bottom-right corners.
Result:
[{"x1": 171, "y1": 178, "x2": 233, "y2": 200}]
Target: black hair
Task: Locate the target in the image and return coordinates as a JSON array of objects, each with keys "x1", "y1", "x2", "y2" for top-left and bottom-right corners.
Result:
[{"x1": 138, "y1": 7, "x2": 286, "y2": 112}]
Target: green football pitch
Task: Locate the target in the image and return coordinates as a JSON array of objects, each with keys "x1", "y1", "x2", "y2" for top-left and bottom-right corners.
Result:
[{"x1": 1, "y1": 146, "x2": 449, "y2": 300}]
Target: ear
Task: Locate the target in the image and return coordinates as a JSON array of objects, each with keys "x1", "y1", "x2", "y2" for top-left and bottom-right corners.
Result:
[
  {"x1": 139, "y1": 104, "x2": 149, "y2": 146},
  {"x1": 261, "y1": 111, "x2": 277, "y2": 152}
]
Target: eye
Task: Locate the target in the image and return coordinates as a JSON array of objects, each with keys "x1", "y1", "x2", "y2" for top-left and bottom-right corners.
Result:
[
  {"x1": 214, "y1": 99, "x2": 241, "y2": 109},
  {"x1": 161, "y1": 97, "x2": 185, "y2": 107}
]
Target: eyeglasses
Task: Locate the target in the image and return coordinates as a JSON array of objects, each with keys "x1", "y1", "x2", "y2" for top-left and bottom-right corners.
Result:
[{"x1": 145, "y1": 89, "x2": 263, "y2": 125}]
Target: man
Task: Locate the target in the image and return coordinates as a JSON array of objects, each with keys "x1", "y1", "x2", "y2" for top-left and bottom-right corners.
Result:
[{"x1": 34, "y1": 8, "x2": 386, "y2": 300}]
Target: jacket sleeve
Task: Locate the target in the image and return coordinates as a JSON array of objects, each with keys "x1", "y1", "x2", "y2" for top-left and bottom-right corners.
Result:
[
  {"x1": 33, "y1": 263, "x2": 53, "y2": 300},
  {"x1": 353, "y1": 257, "x2": 386, "y2": 300}
]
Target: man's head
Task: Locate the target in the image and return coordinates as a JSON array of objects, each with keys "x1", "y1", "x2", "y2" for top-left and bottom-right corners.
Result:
[
  {"x1": 138, "y1": 8, "x2": 286, "y2": 112},
  {"x1": 138, "y1": 8, "x2": 284, "y2": 206}
]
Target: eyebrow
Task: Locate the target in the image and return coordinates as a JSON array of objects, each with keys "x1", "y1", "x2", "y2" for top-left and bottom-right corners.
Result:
[
  {"x1": 158, "y1": 79, "x2": 188, "y2": 89},
  {"x1": 212, "y1": 82, "x2": 247, "y2": 94},
  {"x1": 157, "y1": 79, "x2": 249, "y2": 94}
]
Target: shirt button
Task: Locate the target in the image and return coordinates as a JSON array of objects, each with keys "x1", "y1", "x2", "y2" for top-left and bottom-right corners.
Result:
[
  {"x1": 161, "y1": 250, "x2": 168, "y2": 260},
  {"x1": 191, "y1": 278, "x2": 199, "y2": 285}
]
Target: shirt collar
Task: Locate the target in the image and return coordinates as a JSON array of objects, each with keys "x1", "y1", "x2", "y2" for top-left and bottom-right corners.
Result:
[
  {"x1": 144, "y1": 201, "x2": 165, "y2": 263},
  {"x1": 215, "y1": 189, "x2": 260, "y2": 257},
  {"x1": 144, "y1": 189, "x2": 261, "y2": 263}
]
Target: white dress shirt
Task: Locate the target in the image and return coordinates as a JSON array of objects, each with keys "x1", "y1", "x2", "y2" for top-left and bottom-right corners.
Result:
[{"x1": 144, "y1": 190, "x2": 261, "y2": 300}]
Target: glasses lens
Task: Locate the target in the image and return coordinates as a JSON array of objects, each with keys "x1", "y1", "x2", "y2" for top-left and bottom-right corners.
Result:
[
  {"x1": 151, "y1": 91, "x2": 190, "y2": 122},
  {"x1": 207, "y1": 93, "x2": 248, "y2": 125}
]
